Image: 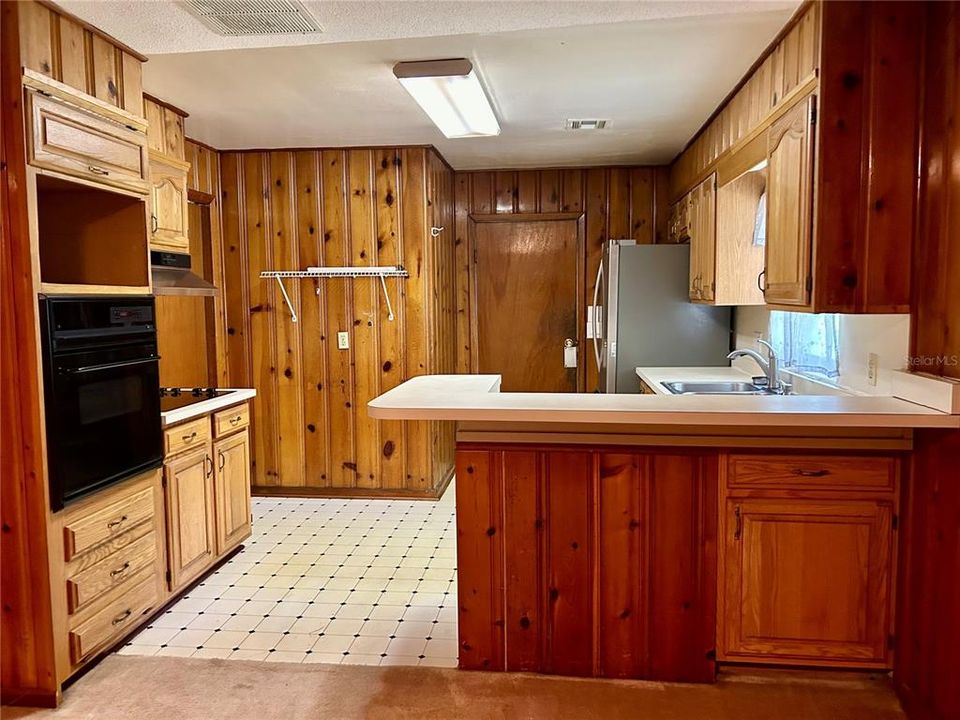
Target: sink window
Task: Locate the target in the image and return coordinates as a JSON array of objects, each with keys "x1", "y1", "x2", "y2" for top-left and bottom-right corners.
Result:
[{"x1": 769, "y1": 311, "x2": 840, "y2": 379}]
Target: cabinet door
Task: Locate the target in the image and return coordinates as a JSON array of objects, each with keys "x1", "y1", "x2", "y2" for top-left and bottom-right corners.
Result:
[
  {"x1": 764, "y1": 94, "x2": 816, "y2": 306},
  {"x1": 213, "y1": 429, "x2": 252, "y2": 555},
  {"x1": 687, "y1": 176, "x2": 717, "y2": 302},
  {"x1": 149, "y1": 158, "x2": 189, "y2": 253},
  {"x1": 721, "y1": 498, "x2": 893, "y2": 665},
  {"x1": 164, "y1": 446, "x2": 216, "y2": 591}
]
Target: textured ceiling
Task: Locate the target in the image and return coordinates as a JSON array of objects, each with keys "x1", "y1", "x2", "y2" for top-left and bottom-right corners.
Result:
[{"x1": 58, "y1": 1, "x2": 796, "y2": 54}]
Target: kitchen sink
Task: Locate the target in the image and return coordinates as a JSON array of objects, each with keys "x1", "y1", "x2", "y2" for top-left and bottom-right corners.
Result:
[{"x1": 661, "y1": 381, "x2": 773, "y2": 395}]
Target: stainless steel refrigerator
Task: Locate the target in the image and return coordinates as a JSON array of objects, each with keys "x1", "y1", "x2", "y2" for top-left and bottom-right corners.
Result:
[{"x1": 592, "y1": 241, "x2": 732, "y2": 393}]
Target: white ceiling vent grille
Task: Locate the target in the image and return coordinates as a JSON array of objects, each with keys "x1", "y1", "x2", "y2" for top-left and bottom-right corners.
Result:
[
  {"x1": 182, "y1": 0, "x2": 322, "y2": 36},
  {"x1": 565, "y1": 119, "x2": 609, "y2": 130}
]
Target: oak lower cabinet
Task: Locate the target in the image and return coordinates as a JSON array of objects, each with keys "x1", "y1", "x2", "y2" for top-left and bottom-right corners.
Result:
[
  {"x1": 718, "y1": 452, "x2": 899, "y2": 668},
  {"x1": 163, "y1": 446, "x2": 217, "y2": 592},
  {"x1": 162, "y1": 401, "x2": 252, "y2": 593},
  {"x1": 213, "y1": 429, "x2": 252, "y2": 555}
]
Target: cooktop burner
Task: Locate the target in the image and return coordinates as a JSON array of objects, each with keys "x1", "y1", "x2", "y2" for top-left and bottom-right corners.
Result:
[{"x1": 159, "y1": 387, "x2": 232, "y2": 412}]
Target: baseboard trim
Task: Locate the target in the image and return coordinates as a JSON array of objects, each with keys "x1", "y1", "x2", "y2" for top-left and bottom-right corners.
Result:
[
  {"x1": 0, "y1": 686, "x2": 60, "y2": 708},
  {"x1": 252, "y1": 478, "x2": 453, "y2": 501}
]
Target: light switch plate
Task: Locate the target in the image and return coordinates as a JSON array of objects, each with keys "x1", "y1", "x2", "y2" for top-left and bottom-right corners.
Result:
[{"x1": 337, "y1": 332, "x2": 350, "y2": 350}]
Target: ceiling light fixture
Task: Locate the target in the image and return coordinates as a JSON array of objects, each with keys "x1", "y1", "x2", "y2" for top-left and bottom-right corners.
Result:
[{"x1": 393, "y1": 59, "x2": 500, "y2": 139}]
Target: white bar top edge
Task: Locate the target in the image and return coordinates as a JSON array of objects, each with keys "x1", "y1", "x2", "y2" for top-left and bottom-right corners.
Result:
[
  {"x1": 367, "y1": 375, "x2": 960, "y2": 429},
  {"x1": 161, "y1": 388, "x2": 257, "y2": 427}
]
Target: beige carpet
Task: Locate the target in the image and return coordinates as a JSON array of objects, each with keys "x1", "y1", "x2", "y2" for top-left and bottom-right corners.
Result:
[{"x1": 2, "y1": 656, "x2": 904, "y2": 720}]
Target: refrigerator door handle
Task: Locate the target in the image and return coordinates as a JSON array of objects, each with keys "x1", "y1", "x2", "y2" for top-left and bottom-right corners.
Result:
[{"x1": 592, "y1": 259, "x2": 603, "y2": 374}]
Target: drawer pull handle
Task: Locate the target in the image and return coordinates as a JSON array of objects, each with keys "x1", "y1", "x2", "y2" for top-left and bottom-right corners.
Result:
[
  {"x1": 182, "y1": 431, "x2": 198, "y2": 442},
  {"x1": 733, "y1": 505, "x2": 742, "y2": 540},
  {"x1": 229, "y1": 415, "x2": 242, "y2": 425},
  {"x1": 205, "y1": 454, "x2": 213, "y2": 478},
  {"x1": 151, "y1": 214, "x2": 159, "y2": 234},
  {"x1": 218, "y1": 450, "x2": 225, "y2": 472},
  {"x1": 110, "y1": 562, "x2": 131, "y2": 578},
  {"x1": 107, "y1": 515, "x2": 128, "y2": 529},
  {"x1": 112, "y1": 609, "x2": 132, "y2": 625},
  {"x1": 794, "y1": 468, "x2": 830, "y2": 478},
  {"x1": 87, "y1": 164, "x2": 109, "y2": 176}
]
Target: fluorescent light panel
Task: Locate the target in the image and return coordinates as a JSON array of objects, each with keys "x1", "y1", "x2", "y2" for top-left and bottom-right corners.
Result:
[{"x1": 394, "y1": 59, "x2": 500, "y2": 139}]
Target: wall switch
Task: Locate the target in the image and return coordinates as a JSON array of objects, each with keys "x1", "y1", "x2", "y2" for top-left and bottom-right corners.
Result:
[
  {"x1": 867, "y1": 352, "x2": 879, "y2": 386},
  {"x1": 337, "y1": 332, "x2": 350, "y2": 350}
]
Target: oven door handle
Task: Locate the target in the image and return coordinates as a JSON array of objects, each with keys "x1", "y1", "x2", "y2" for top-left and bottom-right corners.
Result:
[{"x1": 61, "y1": 356, "x2": 160, "y2": 374}]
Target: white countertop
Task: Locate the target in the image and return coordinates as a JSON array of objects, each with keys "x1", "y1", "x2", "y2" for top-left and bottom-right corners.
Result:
[
  {"x1": 161, "y1": 389, "x2": 257, "y2": 427},
  {"x1": 367, "y1": 375, "x2": 960, "y2": 429}
]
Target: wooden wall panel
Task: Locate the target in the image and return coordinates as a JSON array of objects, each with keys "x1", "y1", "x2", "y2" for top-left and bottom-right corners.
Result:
[
  {"x1": 1, "y1": 2, "x2": 58, "y2": 704},
  {"x1": 454, "y1": 444, "x2": 718, "y2": 682},
  {"x1": 453, "y1": 166, "x2": 669, "y2": 385},
  {"x1": 913, "y1": 1, "x2": 960, "y2": 381},
  {"x1": 218, "y1": 147, "x2": 455, "y2": 496}
]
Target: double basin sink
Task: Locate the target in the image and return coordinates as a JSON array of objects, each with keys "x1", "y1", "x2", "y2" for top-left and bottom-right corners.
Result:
[{"x1": 662, "y1": 380, "x2": 787, "y2": 396}]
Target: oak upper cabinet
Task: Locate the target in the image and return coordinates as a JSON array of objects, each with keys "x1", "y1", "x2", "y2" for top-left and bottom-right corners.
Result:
[
  {"x1": 149, "y1": 153, "x2": 190, "y2": 254},
  {"x1": 669, "y1": 2, "x2": 921, "y2": 313},
  {"x1": 213, "y1": 428, "x2": 252, "y2": 555},
  {"x1": 719, "y1": 452, "x2": 899, "y2": 668},
  {"x1": 763, "y1": 94, "x2": 815, "y2": 306},
  {"x1": 688, "y1": 174, "x2": 717, "y2": 303},
  {"x1": 163, "y1": 446, "x2": 217, "y2": 592}
]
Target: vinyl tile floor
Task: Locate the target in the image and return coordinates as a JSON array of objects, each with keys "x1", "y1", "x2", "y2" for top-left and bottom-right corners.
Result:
[{"x1": 119, "y1": 481, "x2": 458, "y2": 668}]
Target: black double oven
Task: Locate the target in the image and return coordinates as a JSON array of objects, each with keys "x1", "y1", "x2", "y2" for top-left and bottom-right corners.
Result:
[{"x1": 40, "y1": 296, "x2": 163, "y2": 511}]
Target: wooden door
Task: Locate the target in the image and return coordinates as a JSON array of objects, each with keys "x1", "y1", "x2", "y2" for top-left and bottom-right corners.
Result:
[
  {"x1": 721, "y1": 498, "x2": 893, "y2": 664},
  {"x1": 213, "y1": 429, "x2": 252, "y2": 555},
  {"x1": 689, "y1": 175, "x2": 717, "y2": 302},
  {"x1": 164, "y1": 446, "x2": 216, "y2": 591},
  {"x1": 149, "y1": 156, "x2": 189, "y2": 253},
  {"x1": 764, "y1": 94, "x2": 816, "y2": 306},
  {"x1": 471, "y1": 215, "x2": 583, "y2": 392}
]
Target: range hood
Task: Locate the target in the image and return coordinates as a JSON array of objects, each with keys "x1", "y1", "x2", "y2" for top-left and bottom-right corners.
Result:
[{"x1": 151, "y1": 251, "x2": 217, "y2": 297}]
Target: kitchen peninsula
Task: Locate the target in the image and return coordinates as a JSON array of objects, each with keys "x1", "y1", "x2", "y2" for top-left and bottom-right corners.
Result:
[{"x1": 369, "y1": 376, "x2": 959, "y2": 681}]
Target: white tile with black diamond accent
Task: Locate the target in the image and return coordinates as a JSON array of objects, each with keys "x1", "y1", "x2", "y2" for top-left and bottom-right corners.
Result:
[{"x1": 118, "y1": 481, "x2": 457, "y2": 667}]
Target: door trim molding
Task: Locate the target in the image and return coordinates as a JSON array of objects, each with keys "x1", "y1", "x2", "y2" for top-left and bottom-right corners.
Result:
[
  {"x1": 469, "y1": 212, "x2": 584, "y2": 223},
  {"x1": 468, "y1": 213, "x2": 586, "y2": 390}
]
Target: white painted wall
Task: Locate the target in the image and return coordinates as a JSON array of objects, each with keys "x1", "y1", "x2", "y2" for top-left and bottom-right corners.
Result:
[{"x1": 732, "y1": 306, "x2": 911, "y2": 396}]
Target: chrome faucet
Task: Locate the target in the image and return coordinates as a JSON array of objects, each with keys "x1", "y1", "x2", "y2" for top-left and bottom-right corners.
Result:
[{"x1": 727, "y1": 339, "x2": 790, "y2": 394}]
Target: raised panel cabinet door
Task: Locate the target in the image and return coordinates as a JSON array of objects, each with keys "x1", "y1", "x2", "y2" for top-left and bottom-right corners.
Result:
[
  {"x1": 164, "y1": 446, "x2": 216, "y2": 591},
  {"x1": 721, "y1": 498, "x2": 893, "y2": 666},
  {"x1": 213, "y1": 429, "x2": 252, "y2": 555},
  {"x1": 150, "y1": 158, "x2": 189, "y2": 253},
  {"x1": 764, "y1": 94, "x2": 816, "y2": 306}
]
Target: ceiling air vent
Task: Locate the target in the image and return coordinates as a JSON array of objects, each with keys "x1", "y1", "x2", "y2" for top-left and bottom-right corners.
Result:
[
  {"x1": 565, "y1": 119, "x2": 608, "y2": 130},
  {"x1": 181, "y1": 0, "x2": 322, "y2": 36}
]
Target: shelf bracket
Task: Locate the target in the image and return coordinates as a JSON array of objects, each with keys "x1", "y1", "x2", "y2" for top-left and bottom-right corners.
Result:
[
  {"x1": 273, "y1": 275, "x2": 297, "y2": 323},
  {"x1": 378, "y1": 273, "x2": 395, "y2": 321}
]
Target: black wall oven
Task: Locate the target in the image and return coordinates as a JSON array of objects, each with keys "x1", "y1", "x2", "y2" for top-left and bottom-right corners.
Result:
[{"x1": 40, "y1": 296, "x2": 163, "y2": 510}]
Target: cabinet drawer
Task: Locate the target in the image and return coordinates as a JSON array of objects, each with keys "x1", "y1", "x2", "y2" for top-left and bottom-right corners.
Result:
[
  {"x1": 63, "y1": 485, "x2": 155, "y2": 561},
  {"x1": 164, "y1": 417, "x2": 212, "y2": 457},
  {"x1": 213, "y1": 403, "x2": 249, "y2": 438},
  {"x1": 66, "y1": 529, "x2": 158, "y2": 614},
  {"x1": 68, "y1": 569, "x2": 159, "y2": 665},
  {"x1": 26, "y1": 90, "x2": 149, "y2": 194},
  {"x1": 727, "y1": 454, "x2": 897, "y2": 493}
]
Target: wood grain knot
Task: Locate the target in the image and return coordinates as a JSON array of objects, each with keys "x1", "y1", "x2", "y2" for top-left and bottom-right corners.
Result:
[
  {"x1": 383, "y1": 440, "x2": 395, "y2": 458},
  {"x1": 842, "y1": 72, "x2": 861, "y2": 89},
  {"x1": 307, "y1": 424, "x2": 316, "y2": 433},
  {"x1": 486, "y1": 526, "x2": 496, "y2": 537},
  {"x1": 619, "y1": 608, "x2": 631, "y2": 620},
  {"x1": 629, "y1": 519, "x2": 640, "y2": 530},
  {"x1": 549, "y1": 588, "x2": 560, "y2": 602},
  {"x1": 382, "y1": 360, "x2": 393, "y2": 372},
  {"x1": 519, "y1": 616, "x2": 531, "y2": 629}
]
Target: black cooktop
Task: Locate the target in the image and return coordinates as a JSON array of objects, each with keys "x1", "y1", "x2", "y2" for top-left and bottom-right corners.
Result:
[{"x1": 159, "y1": 387, "x2": 232, "y2": 412}]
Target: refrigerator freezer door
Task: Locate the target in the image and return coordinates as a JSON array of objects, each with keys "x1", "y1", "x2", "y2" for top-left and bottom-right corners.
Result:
[{"x1": 611, "y1": 244, "x2": 732, "y2": 392}]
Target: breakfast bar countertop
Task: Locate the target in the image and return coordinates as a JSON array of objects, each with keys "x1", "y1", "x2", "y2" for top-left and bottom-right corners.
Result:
[{"x1": 367, "y1": 374, "x2": 960, "y2": 429}]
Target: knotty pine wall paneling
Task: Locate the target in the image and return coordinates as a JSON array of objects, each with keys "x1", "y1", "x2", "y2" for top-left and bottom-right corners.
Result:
[
  {"x1": 453, "y1": 167, "x2": 669, "y2": 388},
  {"x1": 896, "y1": 6, "x2": 960, "y2": 720},
  {"x1": 218, "y1": 147, "x2": 455, "y2": 497}
]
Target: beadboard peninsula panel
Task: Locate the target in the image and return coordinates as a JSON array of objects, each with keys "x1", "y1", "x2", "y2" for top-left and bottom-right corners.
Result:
[{"x1": 218, "y1": 147, "x2": 455, "y2": 496}]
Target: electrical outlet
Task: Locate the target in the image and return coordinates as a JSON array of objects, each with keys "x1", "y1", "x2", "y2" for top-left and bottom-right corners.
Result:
[
  {"x1": 867, "y1": 352, "x2": 879, "y2": 386},
  {"x1": 337, "y1": 332, "x2": 350, "y2": 350}
]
